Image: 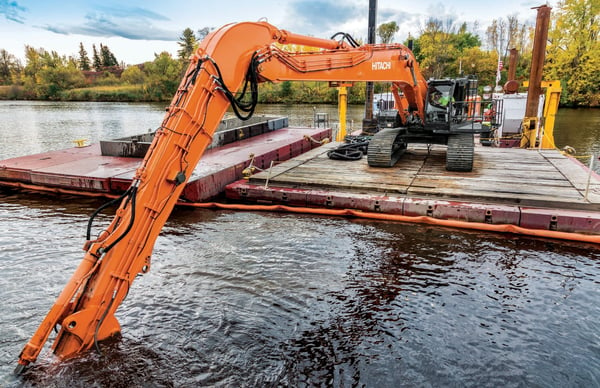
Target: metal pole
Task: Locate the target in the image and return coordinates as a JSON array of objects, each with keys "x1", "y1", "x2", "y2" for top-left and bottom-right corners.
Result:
[
  {"x1": 525, "y1": 5, "x2": 551, "y2": 118},
  {"x1": 584, "y1": 154, "x2": 595, "y2": 201},
  {"x1": 337, "y1": 86, "x2": 348, "y2": 142},
  {"x1": 508, "y1": 48, "x2": 518, "y2": 81},
  {"x1": 362, "y1": 0, "x2": 377, "y2": 133},
  {"x1": 521, "y1": 4, "x2": 552, "y2": 148}
]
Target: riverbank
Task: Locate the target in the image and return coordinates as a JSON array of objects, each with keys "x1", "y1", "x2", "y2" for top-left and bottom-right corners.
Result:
[
  {"x1": 0, "y1": 85, "x2": 153, "y2": 102},
  {"x1": 0, "y1": 82, "x2": 365, "y2": 104},
  {"x1": 2, "y1": 83, "x2": 600, "y2": 107}
]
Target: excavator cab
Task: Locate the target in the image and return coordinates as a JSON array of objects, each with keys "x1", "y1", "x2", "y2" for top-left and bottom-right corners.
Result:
[
  {"x1": 426, "y1": 82, "x2": 453, "y2": 126},
  {"x1": 425, "y1": 78, "x2": 472, "y2": 132}
]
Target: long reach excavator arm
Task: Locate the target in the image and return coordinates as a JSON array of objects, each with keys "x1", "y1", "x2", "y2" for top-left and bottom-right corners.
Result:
[{"x1": 16, "y1": 21, "x2": 428, "y2": 373}]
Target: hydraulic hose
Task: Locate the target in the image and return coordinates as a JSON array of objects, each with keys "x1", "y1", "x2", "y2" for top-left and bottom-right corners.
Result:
[{"x1": 327, "y1": 141, "x2": 369, "y2": 160}]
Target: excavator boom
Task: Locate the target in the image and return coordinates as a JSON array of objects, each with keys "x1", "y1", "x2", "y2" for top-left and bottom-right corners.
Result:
[{"x1": 16, "y1": 21, "x2": 428, "y2": 372}]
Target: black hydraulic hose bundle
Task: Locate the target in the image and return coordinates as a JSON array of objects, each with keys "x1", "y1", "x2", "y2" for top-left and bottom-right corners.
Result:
[
  {"x1": 86, "y1": 186, "x2": 134, "y2": 241},
  {"x1": 85, "y1": 184, "x2": 138, "y2": 257},
  {"x1": 329, "y1": 32, "x2": 361, "y2": 48},
  {"x1": 327, "y1": 141, "x2": 370, "y2": 161},
  {"x1": 209, "y1": 53, "x2": 260, "y2": 121}
]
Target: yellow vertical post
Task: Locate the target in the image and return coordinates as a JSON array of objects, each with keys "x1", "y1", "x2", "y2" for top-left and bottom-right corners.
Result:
[
  {"x1": 520, "y1": 117, "x2": 538, "y2": 148},
  {"x1": 540, "y1": 80, "x2": 561, "y2": 149},
  {"x1": 336, "y1": 86, "x2": 348, "y2": 142}
]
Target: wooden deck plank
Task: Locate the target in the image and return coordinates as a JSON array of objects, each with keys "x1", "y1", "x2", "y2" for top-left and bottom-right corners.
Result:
[
  {"x1": 409, "y1": 179, "x2": 584, "y2": 199},
  {"x1": 407, "y1": 187, "x2": 593, "y2": 210},
  {"x1": 411, "y1": 173, "x2": 575, "y2": 188},
  {"x1": 245, "y1": 142, "x2": 600, "y2": 211}
]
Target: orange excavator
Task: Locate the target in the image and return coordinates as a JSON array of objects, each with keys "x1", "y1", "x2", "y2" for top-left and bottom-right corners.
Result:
[{"x1": 15, "y1": 21, "x2": 483, "y2": 373}]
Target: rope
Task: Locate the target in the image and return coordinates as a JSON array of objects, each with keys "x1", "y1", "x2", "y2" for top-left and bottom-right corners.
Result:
[
  {"x1": 303, "y1": 135, "x2": 330, "y2": 145},
  {"x1": 242, "y1": 153, "x2": 265, "y2": 178}
]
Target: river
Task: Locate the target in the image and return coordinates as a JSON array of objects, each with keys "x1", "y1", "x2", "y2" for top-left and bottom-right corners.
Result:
[{"x1": 0, "y1": 101, "x2": 599, "y2": 387}]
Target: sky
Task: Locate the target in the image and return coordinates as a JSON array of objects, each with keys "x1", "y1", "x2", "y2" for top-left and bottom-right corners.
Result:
[{"x1": 1, "y1": 0, "x2": 548, "y2": 65}]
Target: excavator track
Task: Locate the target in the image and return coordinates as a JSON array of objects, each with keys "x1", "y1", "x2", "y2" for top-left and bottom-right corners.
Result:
[
  {"x1": 367, "y1": 127, "x2": 407, "y2": 167},
  {"x1": 446, "y1": 133, "x2": 474, "y2": 172}
]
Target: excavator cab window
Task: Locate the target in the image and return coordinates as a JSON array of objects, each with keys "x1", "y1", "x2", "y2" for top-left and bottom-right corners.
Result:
[{"x1": 426, "y1": 84, "x2": 453, "y2": 124}]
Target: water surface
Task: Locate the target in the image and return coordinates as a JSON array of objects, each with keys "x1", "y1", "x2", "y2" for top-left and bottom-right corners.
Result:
[{"x1": 0, "y1": 101, "x2": 599, "y2": 387}]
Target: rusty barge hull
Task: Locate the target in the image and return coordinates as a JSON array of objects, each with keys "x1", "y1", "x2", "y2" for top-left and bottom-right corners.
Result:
[
  {"x1": 0, "y1": 125, "x2": 331, "y2": 202},
  {"x1": 226, "y1": 143, "x2": 600, "y2": 235}
]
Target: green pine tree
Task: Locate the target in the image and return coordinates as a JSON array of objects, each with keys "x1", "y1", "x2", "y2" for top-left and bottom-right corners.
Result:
[{"x1": 78, "y1": 42, "x2": 90, "y2": 71}]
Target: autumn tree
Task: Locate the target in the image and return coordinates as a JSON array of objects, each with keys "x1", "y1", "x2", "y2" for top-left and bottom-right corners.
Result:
[
  {"x1": 413, "y1": 18, "x2": 453, "y2": 78},
  {"x1": 143, "y1": 52, "x2": 182, "y2": 100},
  {"x1": 0, "y1": 49, "x2": 21, "y2": 84},
  {"x1": 413, "y1": 18, "x2": 481, "y2": 79},
  {"x1": 23, "y1": 46, "x2": 44, "y2": 84},
  {"x1": 546, "y1": 0, "x2": 600, "y2": 106},
  {"x1": 22, "y1": 46, "x2": 85, "y2": 98},
  {"x1": 459, "y1": 47, "x2": 499, "y2": 87},
  {"x1": 121, "y1": 65, "x2": 146, "y2": 84},
  {"x1": 377, "y1": 21, "x2": 399, "y2": 44},
  {"x1": 454, "y1": 23, "x2": 481, "y2": 51}
]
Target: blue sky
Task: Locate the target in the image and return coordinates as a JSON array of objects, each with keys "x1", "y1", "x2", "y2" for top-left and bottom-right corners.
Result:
[{"x1": 1, "y1": 0, "x2": 545, "y2": 65}]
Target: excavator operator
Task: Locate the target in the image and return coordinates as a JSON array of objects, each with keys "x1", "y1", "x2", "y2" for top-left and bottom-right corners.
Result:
[{"x1": 430, "y1": 90, "x2": 453, "y2": 108}]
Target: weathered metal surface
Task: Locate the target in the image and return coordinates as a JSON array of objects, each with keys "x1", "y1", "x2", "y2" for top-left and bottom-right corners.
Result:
[
  {"x1": 0, "y1": 144, "x2": 121, "y2": 185},
  {"x1": 227, "y1": 184, "x2": 310, "y2": 207},
  {"x1": 0, "y1": 125, "x2": 330, "y2": 202},
  {"x1": 520, "y1": 207, "x2": 600, "y2": 234},
  {"x1": 99, "y1": 116, "x2": 288, "y2": 157},
  {"x1": 403, "y1": 198, "x2": 521, "y2": 225},
  {"x1": 100, "y1": 133, "x2": 154, "y2": 158},
  {"x1": 181, "y1": 127, "x2": 329, "y2": 201},
  {"x1": 227, "y1": 180, "x2": 600, "y2": 234}
]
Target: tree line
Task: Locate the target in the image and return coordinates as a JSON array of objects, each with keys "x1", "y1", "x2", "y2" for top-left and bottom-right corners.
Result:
[{"x1": 0, "y1": 0, "x2": 597, "y2": 106}]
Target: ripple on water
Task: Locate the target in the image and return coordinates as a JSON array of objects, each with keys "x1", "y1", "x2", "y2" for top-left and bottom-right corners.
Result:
[{"x1": 1, "y1": 204, "x2": 599, "y2": 387}]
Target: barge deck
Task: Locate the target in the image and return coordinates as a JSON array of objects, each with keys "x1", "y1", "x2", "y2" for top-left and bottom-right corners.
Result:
[
  {"x1": 226, "y1": 142, "x2": 600, "y2": 235},
  {"x1": 0, "y1": 124, "x2": 331, "y2": 202}
]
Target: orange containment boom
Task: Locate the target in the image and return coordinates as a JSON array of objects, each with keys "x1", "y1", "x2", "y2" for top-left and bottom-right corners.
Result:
[{"x1": 15, "y1": 21, "x2": 428, "y2": 372}]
